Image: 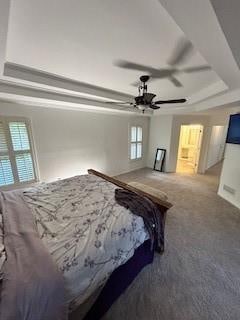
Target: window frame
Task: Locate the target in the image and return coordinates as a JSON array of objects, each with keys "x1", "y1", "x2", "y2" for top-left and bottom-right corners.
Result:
[
  {"x1": 0, "y1": 116, "x2": 39, "y2": 190},
  {"x1": 129, "y1": 125, "x2": 143, "y2": 161}
]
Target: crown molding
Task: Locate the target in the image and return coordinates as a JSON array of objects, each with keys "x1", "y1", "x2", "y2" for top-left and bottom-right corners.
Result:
[
  {"x1": 4, "y1": 62, "x2": 133, "y2": 102},
  {"x1": 0, "y1": 1, "x2": 10, "y2": 74},
  {"x1": 0, "y1": 79, "x2": 151, "y2": 115}
]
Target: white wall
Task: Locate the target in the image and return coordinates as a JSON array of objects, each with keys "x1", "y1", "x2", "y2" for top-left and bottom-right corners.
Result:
[
  {"x1": 205, "y1": 111, "x2": 230, "y2": 171},
  {"x1": 168, "y1": 112, "x2": 237, "y2": 174},
  {"x1": 0, "y1": 101, "x2": 149, "y2": 182},
  {"x1": 168, "y1": 115, "x2": 211, "y2": 173},
  {"x1": 218, "y1": 143, "x2": 240, "y2": 209},
  {"x1": 216, "y1": 107, "x2": 240, "y2": 208},
  {"x1": 147, "y1": 115, "x2": 173, "y2": 171},
  {"x1": 147, "y1": 110, "x2": 238, "y2": 175},
  {"x1": 147, "y1": 114, "x2": 218, "y2": 173},
  {"x1": 205, "y1": 108, "x2": 240, "y2": 172},
  {"x1": 205, "y1": 125, "x2": 227, "y2": 170}
]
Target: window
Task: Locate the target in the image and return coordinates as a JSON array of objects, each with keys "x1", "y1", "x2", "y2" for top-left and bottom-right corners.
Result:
[
  {"x1": 130, "y1": 126, "x2": 143, "y2": 160},
  {"x1": 0, "y1": 117, "x2": 37, "y2": 188}
]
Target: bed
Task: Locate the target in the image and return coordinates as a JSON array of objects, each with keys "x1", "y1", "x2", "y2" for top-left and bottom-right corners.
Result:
[{"x1": 0, "y1": 169, "x2": 171, "y2": 320}]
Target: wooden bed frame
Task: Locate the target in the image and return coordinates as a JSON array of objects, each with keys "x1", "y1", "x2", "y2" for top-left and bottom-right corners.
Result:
[
  {"x1": 88, "y1": 169, "x2": 172, "y2": 234},
  {"x1": 88, "y1": 169, "x2": 172, "y2": 210}
]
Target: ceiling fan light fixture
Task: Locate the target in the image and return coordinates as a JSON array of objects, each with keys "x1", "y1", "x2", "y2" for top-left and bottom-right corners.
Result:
[
  {"x1": 103, "y1": 74, "x2": 186, "y2": 112},
  {"x1": 137, "y1": 105, "x2": 146, "y2": 112}
]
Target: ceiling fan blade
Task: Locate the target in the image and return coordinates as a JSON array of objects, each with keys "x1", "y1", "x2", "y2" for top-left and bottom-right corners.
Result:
[
  {"x1": 104, "y1": 102, "x2": 138, "y2": 112},
  {"x1": 104, "y1": 101, "x2": 133, "y2": 105},
  {"x1": 168, "y1": 38, "x2": 193, "y2": 66},
  {"x1": 115, "y1": 60, "x2": 157, "y2": 73},
  {"x1": 117, "y1": 104, "x2": 137, "y2": 110},
  {"x1": 183, "y1": 65, "x2": 211, "y2": 73},
  {"x1": 169, "y1": 76, "x2": 183, "y2": 87},
  {"x1": 154, "y1": 98, "x2": 186, "y2": 105},
  {"x1": 149, "y1": 105, "x2": 161, "y2": 110}
]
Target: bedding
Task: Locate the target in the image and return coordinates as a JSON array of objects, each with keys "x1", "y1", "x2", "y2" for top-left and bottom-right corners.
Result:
[
  {"x1": 0, "y1": 172, "x2": 168, "y2": 319},
  {"x1": 0, "y1": 190, "x2": 67, "y2": 320},
  {"x1": 21, "y1": 174, "x2": 149, "y2": 311}
]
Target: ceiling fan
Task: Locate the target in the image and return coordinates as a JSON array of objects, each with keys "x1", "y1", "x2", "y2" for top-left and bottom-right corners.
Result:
[
  {"x1": 105, "y1": 75, "x2": 186, "y2": 113},
  {"x1": 115, "y1": 38, "x2": 211, "y2": 88}
]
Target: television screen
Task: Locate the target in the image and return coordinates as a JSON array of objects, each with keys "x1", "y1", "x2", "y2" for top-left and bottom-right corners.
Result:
[{"x1": 226, "y1": 114, "x2": 240, "y2": 144}]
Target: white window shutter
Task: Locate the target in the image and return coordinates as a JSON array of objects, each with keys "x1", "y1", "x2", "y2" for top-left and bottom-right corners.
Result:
[
  {"x1": 15, "y1": 153, "x2": 34, "y2": 182},
  {"x1": 0, "y1": 155, "x2": 14, "y2": 186},
  {"x1": 0, "y1": 118, "x2": 37, "y2": 188},
  {"x1": 9, "y1": 122, "x2": 30, "y2": 151},
  {"x1": 0, "y1": 122, "x2": 8, "y2": 153},
  {"x1": 137, "y1": 127, "x2": 142, "y2": 142},
  {"x1": 130, "y1": 125, "x2": 143, "y2": 160}
]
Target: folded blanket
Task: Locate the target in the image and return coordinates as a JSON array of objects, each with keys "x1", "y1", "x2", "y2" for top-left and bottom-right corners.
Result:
[
  {"x1": 0, "y1": 190, "x2": 67, "y2": 320},
  {"x1": 115, "y1": 188, "x2": 165, "y2": 253}
]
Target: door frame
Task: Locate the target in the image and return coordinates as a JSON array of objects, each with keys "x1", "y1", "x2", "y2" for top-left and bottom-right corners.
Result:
[
  {"x1": 194, "y1": 125, "x2": 204, "y2": 173},
  {"x1": 176, "y1": 124, "x2": 204, "y2": 174}
]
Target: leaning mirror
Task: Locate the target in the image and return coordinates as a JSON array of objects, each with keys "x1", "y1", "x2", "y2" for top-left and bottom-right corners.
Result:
[{"x1": 153, "y1": 148, "x2": 166, "y2": 172}]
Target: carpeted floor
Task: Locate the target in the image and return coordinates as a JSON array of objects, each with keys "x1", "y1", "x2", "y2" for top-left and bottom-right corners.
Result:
[{"x1": 102, "y1": 164, "x2": 240, "y2": 320}]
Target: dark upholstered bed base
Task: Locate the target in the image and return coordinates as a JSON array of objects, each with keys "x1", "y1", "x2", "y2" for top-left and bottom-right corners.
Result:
[{"x1": 82, "y1": 239, "x2": 154, "y2": 320}]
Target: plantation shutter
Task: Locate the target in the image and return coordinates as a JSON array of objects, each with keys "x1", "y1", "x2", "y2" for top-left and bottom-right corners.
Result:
[
  {"x1": 0, "y1": 118, "x2": 37, "y2": 188},
  {"x1": 9, "y1": 122, "x2": 35, "y2": 182},
  {"x1": 0, "y1": 122, "x2": 14, "y2": 186},
  {"x1": 130, "y1": 126, "x2": 143, "y2": 160}
]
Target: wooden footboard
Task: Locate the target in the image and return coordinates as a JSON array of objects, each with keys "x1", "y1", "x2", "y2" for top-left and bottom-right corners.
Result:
[
  {"x1": 88, "y1": 169, "x2": 172, "y2": 255},
  {"x1": 87, "y1": 169, "x2": 172, "y2": 213}
]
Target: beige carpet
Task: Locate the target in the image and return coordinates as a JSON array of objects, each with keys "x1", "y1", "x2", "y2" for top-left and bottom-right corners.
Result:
[{"x1": 102, "y1": 164, "x2": 240, "y2": 320}]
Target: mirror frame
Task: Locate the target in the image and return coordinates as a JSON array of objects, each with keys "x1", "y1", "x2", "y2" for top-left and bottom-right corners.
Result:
[{"x1": 153, "y1": 148, "x2": 166, "y2": 172}]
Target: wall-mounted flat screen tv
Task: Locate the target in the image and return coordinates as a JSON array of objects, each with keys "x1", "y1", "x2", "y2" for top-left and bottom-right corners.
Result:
[{"x1": 226, "y1": 113, "x2": 240, "y2": 144}]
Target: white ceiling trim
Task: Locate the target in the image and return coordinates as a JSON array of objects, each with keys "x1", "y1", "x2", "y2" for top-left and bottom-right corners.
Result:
[
  {"x1": 0, "y1": 95, "x2": 152, "y2": 116},
  {"x1": 195, "y1": 88, "x2": 240, "y2": 112},
  {"x1": 0, "y1": 0, "x2": 10, "y2": 74},
  {"x1": 4, "y1": 62, "x2": 133, "y2": 102},
  {"x1": 4, "y1": 61, "x2": 229, "y2": 110},
  {"x1": 154, "y1": 87, "x2": 240, "y2": 115},
  {"x1": 0, "y1": 79, "x2": 151, "y2": 115},
  {"x1": 159, "y1": 0, "x2": 240, "y2": 90},
  {"x1": 187, "y1": 80, "x2": 228, "y2": 105}
]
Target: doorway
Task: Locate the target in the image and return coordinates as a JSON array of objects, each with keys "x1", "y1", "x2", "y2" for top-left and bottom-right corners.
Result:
[{"x1": 176, "y1": 124, "x2": 203, "y2": 174}]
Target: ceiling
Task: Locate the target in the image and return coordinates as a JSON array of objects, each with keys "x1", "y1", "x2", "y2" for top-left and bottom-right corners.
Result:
[{"x1": 0, "y1": 0, "x2": 240, "y2": 115}]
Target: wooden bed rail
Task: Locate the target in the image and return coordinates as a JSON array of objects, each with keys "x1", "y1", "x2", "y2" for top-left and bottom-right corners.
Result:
[{"x1": 88, "y1": 169, "x2": 173, "y2": 211}]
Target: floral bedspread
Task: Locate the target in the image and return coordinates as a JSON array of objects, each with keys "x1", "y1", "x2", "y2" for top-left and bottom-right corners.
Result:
[{"x1": 23, "y1": 174, "x2": 148, "y2": 310}]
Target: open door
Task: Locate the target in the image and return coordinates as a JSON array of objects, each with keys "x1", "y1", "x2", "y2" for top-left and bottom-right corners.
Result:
[{"x1": 176, "y1": 125, "x2": 203, "y2": 174}]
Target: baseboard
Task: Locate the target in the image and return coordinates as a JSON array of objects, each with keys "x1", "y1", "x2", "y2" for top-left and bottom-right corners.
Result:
[{"x1": 217, "y1": 191, "x2": 240, "y2": 210}]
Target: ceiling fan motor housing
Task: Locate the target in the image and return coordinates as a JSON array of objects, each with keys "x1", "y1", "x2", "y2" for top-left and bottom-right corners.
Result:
[
  {"x1": 143, "y1": 93, "x2": 156, "y2": 103},
  {"x1": 140, "y1": 75, "x2": 150, "y2": 83},
  {"x1": 135, "y1": 95, "x2": 144, "y2": 105},
  {"x1": 135, "y1": 93, "x2": 156, "y2": 106}
]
